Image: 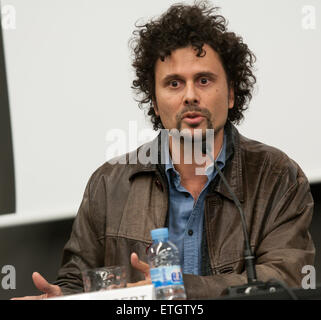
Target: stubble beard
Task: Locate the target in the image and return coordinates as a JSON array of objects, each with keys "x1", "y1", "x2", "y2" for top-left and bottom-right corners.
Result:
[{"x1": 175, "y1": 105, "x2": 214, "y2": 144}]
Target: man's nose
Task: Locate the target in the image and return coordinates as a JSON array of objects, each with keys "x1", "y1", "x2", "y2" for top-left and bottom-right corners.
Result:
[{"x1": 183, "y1": 83, "x2": 200, "y2": 106}]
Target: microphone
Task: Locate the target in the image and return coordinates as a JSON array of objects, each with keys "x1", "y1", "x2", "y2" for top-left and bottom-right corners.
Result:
[
  {"x1": 202, "y1": 138, "x2": 298, "y2": 298},
  {"x1": 201, "y1": 140, "x2": 258, "y2": 285}
]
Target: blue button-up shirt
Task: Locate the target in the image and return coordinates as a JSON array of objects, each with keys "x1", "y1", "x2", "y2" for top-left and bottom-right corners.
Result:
[{"x1": 164, "y1": 134, "x2": 226, "y2": 275}]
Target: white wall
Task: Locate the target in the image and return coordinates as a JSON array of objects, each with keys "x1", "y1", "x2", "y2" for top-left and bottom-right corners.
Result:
[{"x1": 0, "y1": 0, "x2": 320, "y2": 227}]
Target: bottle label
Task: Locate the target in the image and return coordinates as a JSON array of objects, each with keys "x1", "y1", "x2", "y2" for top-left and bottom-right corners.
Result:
[{"x1": 150, "y1": 265, "x2": 184, "y2": 288}]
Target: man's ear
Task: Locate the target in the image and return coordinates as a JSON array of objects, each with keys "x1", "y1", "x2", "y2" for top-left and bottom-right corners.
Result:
[
  {"x1": 153, "y1": 99, "x2": 159, "y2": 116},
  {"x1": 228, "y1": 85, "x2": 235, "y2": 110}
]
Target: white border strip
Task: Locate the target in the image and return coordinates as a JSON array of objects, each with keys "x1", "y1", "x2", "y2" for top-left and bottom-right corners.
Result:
[
  {"x1": 0, "y1": 209, "x2": 77, "y2": 228},
  {"x1": 307, "y1": 170, "x2": 321, "y2": 185}
]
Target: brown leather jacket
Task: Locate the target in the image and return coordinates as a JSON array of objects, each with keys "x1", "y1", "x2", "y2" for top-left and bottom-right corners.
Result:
[{"x1": 55, "y1": 122, "x2": 315, "y2": 299}]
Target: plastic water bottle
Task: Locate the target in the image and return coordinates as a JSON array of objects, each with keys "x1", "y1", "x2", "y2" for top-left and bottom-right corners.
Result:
[{"x1": 147, "y1": 228, "x2": 187, "y2": 300}]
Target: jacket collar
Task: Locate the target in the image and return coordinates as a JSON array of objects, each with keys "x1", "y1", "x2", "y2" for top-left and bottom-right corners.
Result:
[
  {"x1": 127, "y1": 138, "x2": 159, "y2": 180},
  {"x1": 211, "y1": 121, "x2": 244, "y2": 203},
  {"x1": 128, "y1": 121, "x2": 244, "y2": 202}
]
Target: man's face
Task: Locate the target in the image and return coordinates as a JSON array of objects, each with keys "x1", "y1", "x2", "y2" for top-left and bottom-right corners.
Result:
[{"x1": 154, "y1": 44, "x2": 234, "y2": 138}]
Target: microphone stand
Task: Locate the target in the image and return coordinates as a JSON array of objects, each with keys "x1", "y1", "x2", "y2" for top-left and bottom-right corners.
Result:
[{"x1": 202, "y1": 140, "x2": 298, "y2": 299}]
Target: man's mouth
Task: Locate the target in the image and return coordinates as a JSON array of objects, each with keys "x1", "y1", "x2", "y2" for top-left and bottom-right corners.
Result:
[{"x1": 182, "y1": 112, "x2": 206, "y2": 126}]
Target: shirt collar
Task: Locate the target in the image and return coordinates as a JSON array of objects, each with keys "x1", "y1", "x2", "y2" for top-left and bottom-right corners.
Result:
[{"x1": 164, "y1": 131, "x2": 227, "y2": 180}]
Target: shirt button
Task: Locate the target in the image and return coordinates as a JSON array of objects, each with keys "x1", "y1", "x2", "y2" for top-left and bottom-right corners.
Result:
[{"x1": 188, "y1": 229, "x2": 193, "y2": 236}]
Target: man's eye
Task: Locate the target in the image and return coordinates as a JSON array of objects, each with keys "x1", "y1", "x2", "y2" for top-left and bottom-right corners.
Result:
[
  {"x1": 199, "y1": 78, "x2": 208, "y2": 85},
  {"x1": 170, "y1": 80, "x2": 179, "y2": 87}
]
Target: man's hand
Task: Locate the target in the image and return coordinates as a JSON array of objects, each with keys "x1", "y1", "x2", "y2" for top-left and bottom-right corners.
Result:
[
  {"x1": 11, "y1": 272, "x2": 62, "y2": 300},
  {"x1": 127, "y1": 252, "x2": 152, "y2": 287}
]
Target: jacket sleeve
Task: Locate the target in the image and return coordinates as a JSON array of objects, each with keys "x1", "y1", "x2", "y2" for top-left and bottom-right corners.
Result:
[
  {"x1": 54, "y1": 172, "x2": 106, "y2": 296},
  {"x1": 183, "y1": 166, "x2": 315, "y2": 299}
]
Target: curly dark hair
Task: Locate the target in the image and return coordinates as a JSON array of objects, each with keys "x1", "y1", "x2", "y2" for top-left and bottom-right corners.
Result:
[{"x1": 129, "y1": 1, "x2": 257, "y2": 130}]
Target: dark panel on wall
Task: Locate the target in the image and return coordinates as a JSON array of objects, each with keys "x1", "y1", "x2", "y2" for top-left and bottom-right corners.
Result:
[
  {"x1": 0, "y1": 218, "x2": 74, "y2": 300},
  {"x1": 0, "y1": 15, "x2": 16, "y2": 214},
  {"x1": 311, "y1": 183, "x2": 321, "y2": 204},
  {"x1": 310, "y1": 183, "x2": 321, "y2": 277}
]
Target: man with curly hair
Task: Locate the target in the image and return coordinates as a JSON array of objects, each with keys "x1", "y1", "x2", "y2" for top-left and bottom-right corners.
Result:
[{"x1": 15, "y1": 2, "x2": 314, "y2": 300}]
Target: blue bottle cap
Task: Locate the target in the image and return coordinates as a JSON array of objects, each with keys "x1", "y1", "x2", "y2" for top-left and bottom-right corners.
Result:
[{"x1": 151, "y1": 228, "x2": 168, "y2": 240}]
